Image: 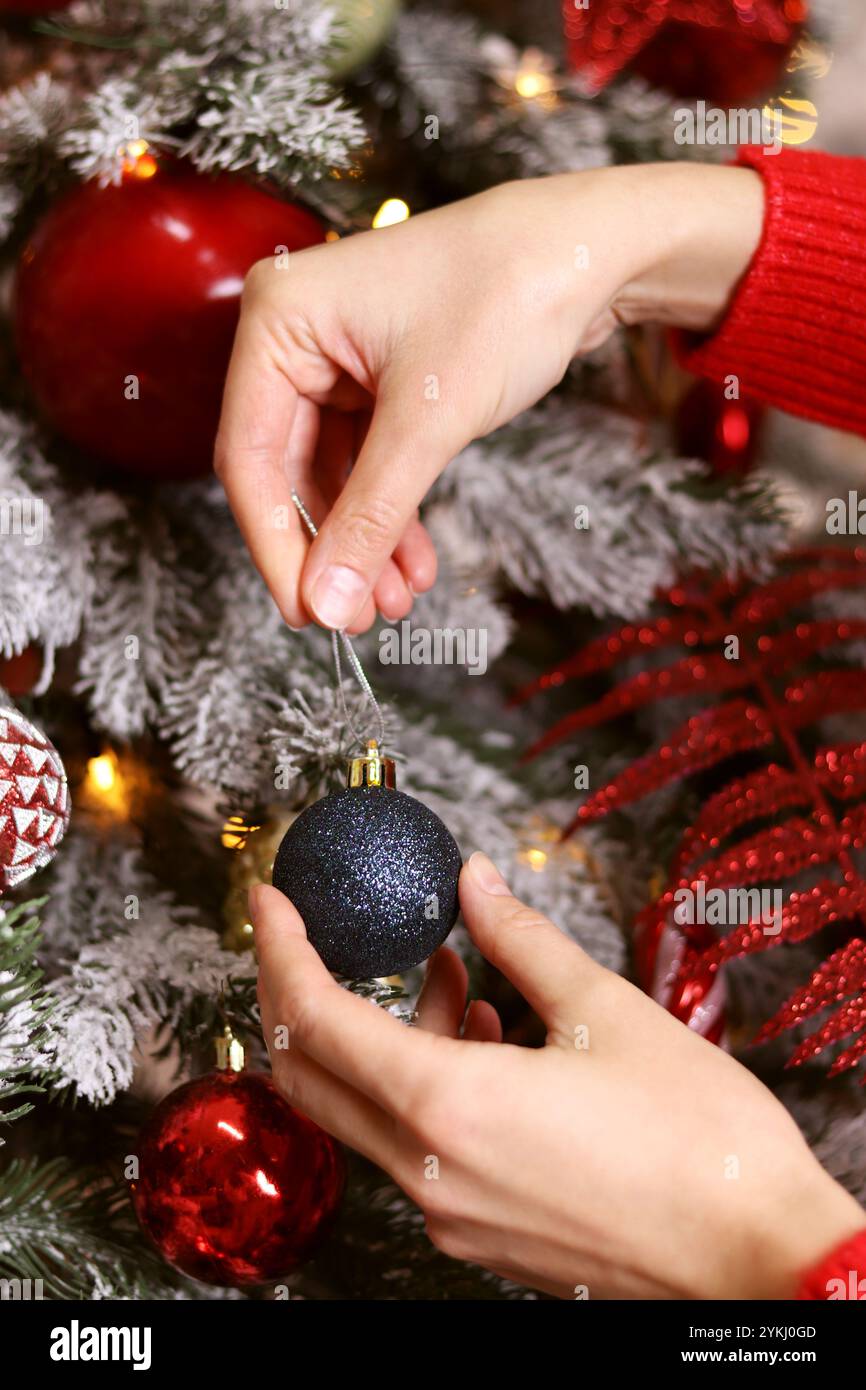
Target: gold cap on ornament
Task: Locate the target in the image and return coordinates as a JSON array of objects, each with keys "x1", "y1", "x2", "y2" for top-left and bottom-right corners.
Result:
[
  {"x1": 346, "y1": 738, "x2": 396, "y2": 789},
  {"x1": 214, "y1": 1023, "x2": 245, "y2": 1073}
]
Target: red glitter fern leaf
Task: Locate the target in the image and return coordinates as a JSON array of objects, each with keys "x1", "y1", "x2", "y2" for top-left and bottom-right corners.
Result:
[{"x1": 519, "y1": 548, "x2": 866, "y2": 1075}]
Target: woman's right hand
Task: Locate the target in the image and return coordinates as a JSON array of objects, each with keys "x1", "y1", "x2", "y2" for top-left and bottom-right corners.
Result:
[
  {"x1": 215, "y1": 163, "x2": 764, "y2": 633},
  {"x1": 252, "y1": 853, "x2": 865, "y2": 1299}
]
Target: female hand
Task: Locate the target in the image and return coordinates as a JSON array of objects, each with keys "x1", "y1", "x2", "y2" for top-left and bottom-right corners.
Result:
[
  {"x1": 216, "y1": 163, "x2": 764, "y2": 633},
  {"x1": 250, "y1": 853, "x2": 863, "y2": 1299}
]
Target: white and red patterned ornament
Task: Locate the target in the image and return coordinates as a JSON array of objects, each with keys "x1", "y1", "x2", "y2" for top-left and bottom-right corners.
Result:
[{"x1": 0, "y1": 707, "x2": 69, "y2": 893}]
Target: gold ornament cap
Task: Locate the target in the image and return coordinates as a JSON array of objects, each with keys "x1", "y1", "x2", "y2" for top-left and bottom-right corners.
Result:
[
  {"x1": 346, "y1": 738, "x2": 396, "y2": 789},
  {"x1": 214, "y1": 1023, "x2": 245, "y2": 1073}
]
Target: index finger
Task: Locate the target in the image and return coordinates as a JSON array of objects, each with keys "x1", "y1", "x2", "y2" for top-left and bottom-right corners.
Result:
[
  {"x1": 251, "y1": 884, "x2": 439, "y2": 1116},
  {"x1": 214, "y1": 307, "x2": 310, "y2": 626}
]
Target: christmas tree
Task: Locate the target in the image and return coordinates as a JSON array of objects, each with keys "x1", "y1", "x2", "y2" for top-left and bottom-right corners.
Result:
[{"x1": 1, "y1": 0, "x2": 864, "y2": 1301}]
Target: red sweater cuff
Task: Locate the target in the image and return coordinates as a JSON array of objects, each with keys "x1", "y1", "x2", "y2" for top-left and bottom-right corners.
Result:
[
  {"x1": 797, "y1": 1228, "x2": 866, "y2": 1300},
  {"x1": 674, "y1": 146, "x2": 866, "y2": 438}
]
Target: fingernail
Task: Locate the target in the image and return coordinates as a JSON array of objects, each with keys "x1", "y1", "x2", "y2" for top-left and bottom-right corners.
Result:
[
  {"x1": 309, "y1": 565, "x2": 368, "y2": 629},
  {"x1": 468, "y1": 851, "x2": 511, "y2": 896}
]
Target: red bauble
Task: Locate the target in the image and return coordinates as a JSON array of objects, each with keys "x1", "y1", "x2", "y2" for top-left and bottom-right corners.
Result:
[
  {"x1": 562, "y1": 0, "x2": 805, "y2": 105},
  {"x1": 131, "y1": 1069, "x2": 345, "y2": 1286},
  {"x1": 14, "y1": 163, "x2": 325, "y2": 481},
  {"x1": 0, "y1": 646, "x2": 42, "y2": 697},
  {"x1": 0, "y1": 706, "x2": 69, "y2": 893},
  {"x1": 675, "y1": 377, "x2": 764, "y2": 476}
]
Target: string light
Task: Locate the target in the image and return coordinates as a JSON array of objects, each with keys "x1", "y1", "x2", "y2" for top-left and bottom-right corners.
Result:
[
  {"x1": 372, "y1": 197, "x2": 410, "y2": 229},
  {"x1": 84, "y1": 750, "x2": 130, "y2": 816},
  {"x1": 118, "y1": 139, "x2": 158, "y2": 180},
  {"x1": 88, "y1": 753, "x2": 116, "y2": 793},
  {"x1": 493, "y1": 46, "x2": 560, "y2": 109}
]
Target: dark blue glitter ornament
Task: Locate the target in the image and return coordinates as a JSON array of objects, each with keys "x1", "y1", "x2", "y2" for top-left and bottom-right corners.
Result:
[{"x1": 272, "y1": 741, "x2": 462, "y2": 979}]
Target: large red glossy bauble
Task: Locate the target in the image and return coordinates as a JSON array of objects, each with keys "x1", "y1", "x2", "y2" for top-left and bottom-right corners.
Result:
[
  {"x1": 14, "y1": 165, "x2": 325, "y2": 481},
  {"x1": 131, "y1": 1070, "x2": 345, "y2": 1286}
]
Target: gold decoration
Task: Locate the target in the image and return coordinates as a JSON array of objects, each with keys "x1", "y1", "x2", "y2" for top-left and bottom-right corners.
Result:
[
  {"x1": 785, "y1": 36, "x2": 832, "y2": 81},
  {"x1": 221, "y1": 813, "x2": 263, "y2": 851},
  {"x1": 214, "y1": 1023, "x2": 245, "y2": 1073},
  {"x1": 221, "y1": 807, "x2": 299, "y2": 952},
  {"x1": 763, "y1": 94, "x2": 818, "y2": 146},
  {"x1": 346, "y1": 738, "x2": 396, "y2": 789}
]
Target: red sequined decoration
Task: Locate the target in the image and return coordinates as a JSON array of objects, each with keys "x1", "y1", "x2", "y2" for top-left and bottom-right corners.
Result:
[
  {"x1": 518, "y1": 548, "x2": 866, "y2": 1075},
  {"x1": 132, "y1": 1070, "x2": 345, "y2": 1286},
  {"x1": 561, "y1": 0, "x2": 806, "y2": 104}
]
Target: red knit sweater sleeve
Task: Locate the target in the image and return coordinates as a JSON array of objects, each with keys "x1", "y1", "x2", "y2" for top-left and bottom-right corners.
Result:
[
  {"x1": 797, "y1": 1228, "x2": 866, "y2": 1300},
  {"x1": 674, "y1": 146, "x2": 866, "y2": 437}
]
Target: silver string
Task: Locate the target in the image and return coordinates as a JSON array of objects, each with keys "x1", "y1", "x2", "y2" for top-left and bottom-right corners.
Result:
[{"x1": 290, "y1": 490, "x2": 386, "y2": 750}]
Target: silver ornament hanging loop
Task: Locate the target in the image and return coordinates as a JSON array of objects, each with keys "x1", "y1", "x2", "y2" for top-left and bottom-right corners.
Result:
[{"x1": 290, "y1": 490, "x2": 387, "y2": 751}]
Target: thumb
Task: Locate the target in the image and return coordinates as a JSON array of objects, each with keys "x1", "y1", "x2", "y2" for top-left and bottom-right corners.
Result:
[
  {"x1": 460, "y1": 852, "x2": 595, "y2": 1029},
  {"x1": 300, "y1": 377, "x2": 456, "y2": 630}
]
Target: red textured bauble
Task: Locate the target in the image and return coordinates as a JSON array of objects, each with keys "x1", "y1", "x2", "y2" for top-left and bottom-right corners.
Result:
[
  {"x1": 562, "y1": 0, "x2": 805, "y2": 105},
  {"x1": 0, "y1": 706, "x2": 70, "y2": 893},
  {"x1": 14, "y1": 162, "x2": 325, "y2": 482},
  {"x1": 131, "y1": 1069, "x2": 345, "y2": 1286},
  {"x1": 675, "y1": 377, "x2": 764, "y2": 476}
]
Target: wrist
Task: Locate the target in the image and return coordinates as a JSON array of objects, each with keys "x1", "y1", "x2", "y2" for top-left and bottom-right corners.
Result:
[
  {"x1": 612, "y1": 162, "x2": 765, "y2": 335},
  {"x1": 723, "y1": 1160, "x2": 865, "y2": 1301}
]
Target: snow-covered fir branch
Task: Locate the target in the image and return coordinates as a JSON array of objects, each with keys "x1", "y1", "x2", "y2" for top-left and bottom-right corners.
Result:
[
  {"x1": 0, "y1": 900, "x2": 54, "y2": 1135},
  {"x1": 43, "y1": 0, "x2": 365, "y2": 188},
  {"x1": 59, "y1": 78, "x2": 186, "y2": 184},
  {"x1": 0, "y1": 411, "x2": 121, "y2": 685},
  {"x1": 432, "y1": 400, "x2": 785, "y2": 618},
  {"x1": 178, "y1": 63, "x2": 365, "y2": 183},
  {"x1": 390, "y1": 9, "x2": 691, "y2": 184},
  {"x1": 0, "y1": 74, "x2": 75, "y2": 222},
  {"x1": 41, "y1": 857, "x2": 250, "y2": 1105}
]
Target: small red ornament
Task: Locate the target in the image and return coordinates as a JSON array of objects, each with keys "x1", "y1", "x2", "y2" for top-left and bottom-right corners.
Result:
[
  {"x1": 0, "y1": 646, "x2": 42, "y2": 697},
  {"x1": 0, "y1": 706, "x2": 70, "y2": 893},
  {"x1": 14, "y1": 162, "x2": 325, "y2": 482},
  {"x1": 562, "y1": 0, "x2": 806, "y2": 105},
  {"x1": 132, "y1": 1066, "x2": 345, "y2": 1286},
  {"x1": 676, "y1": 377, "x2": 765, "y2": 476}
]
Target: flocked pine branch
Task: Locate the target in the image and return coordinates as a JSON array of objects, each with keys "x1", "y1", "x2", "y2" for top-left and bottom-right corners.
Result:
[
  {"x1": 0, "y1": 1156, "x2": 228, "y2": 1299},
  {"x1": 35, "y1": 834, "x2": 253, "y2": 1104},
  {"x1": 0, "y1": 410, "x2": 123, "y2": 686},
  {"x1": 34, "y1": 0, "x2": 366, "y2": 189},
  {"x1": 432, "y1": 400, "x2": 784, "y2": 619},
  {"x1": 0, "y1": 74, "x2": 75, "y2": 223},
  {"x1": 0, "y1": 900, "x2": 53, "y2": 1135},
  {"x1": 389, "y1": 8, "x2": 697, "y2": 189}
]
